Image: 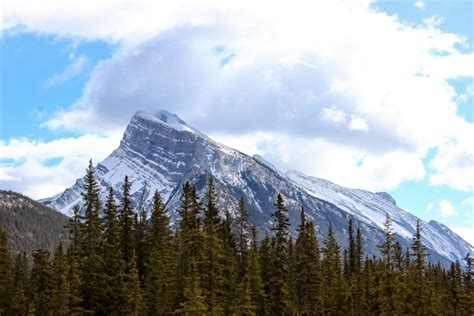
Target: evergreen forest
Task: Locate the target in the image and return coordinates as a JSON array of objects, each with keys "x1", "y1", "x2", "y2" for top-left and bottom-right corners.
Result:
[{"x1": 1, "y1": 161, "x2": 472, "y2": 315}]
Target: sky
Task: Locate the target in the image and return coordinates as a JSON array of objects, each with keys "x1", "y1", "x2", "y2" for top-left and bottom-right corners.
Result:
[{"x1": 1, "y1": 0, "x2": 473, "y2": 244}]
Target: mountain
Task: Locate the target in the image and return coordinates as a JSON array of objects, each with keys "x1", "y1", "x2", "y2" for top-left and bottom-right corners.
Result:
[
  {"x1": 40, "y1": 110, "x2": 473, "y2": 266},
  {"x1": 0, "y1": 190, "x2": 68, "y2": 254}
]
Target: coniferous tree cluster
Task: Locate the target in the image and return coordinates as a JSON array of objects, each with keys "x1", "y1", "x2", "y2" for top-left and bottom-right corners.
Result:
[{"x1": 0, "y1": 160, "x2": 473, "y2": 315}]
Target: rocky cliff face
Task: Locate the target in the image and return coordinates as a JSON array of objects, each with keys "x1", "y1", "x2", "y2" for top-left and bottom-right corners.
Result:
[{"x1": 41, "y1": 110, "x2": 473, "y2": 266}]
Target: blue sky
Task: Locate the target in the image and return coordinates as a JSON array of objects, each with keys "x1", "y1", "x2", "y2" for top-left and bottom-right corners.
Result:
[{"x1": 1, "y1": 0, "x2": 473, "y2": 243}]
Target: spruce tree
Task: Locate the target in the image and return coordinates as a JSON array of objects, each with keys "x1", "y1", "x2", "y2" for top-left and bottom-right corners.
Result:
[
  {"x1": 235, "y1": 197, "x2": 250, "y2": 282},
  {"x1": 176, "y1": 183, "x2": 205, "y2": 309},
  {"x1": 144, "y1": 190, "x2": 176, "y2": 315},
  {"x1": 10, "y1": 252, "x2": 28, "y2": 315},
  {"x1": 220, "y1": 210, "x2": 238, "y2": 315},
  {"x1": 291, "y1": 208, "x2": 322, "y2": 314},
  {"x1": 202, "y1": 176, "x2": 226, "y2": 314},
  {"x1": 321, "y1": 225, "x2": 345, "y2": 314},
  {"x1": 377, "y1": 213, "x2": 396, "y2": 314},
  {"x1": 121, "y1": 249, "x2": 144, "y2": 315},
  {"x1": 120, "y1": 175, "x2": 136, "y2": 264},
  {"x1": 406, "y1": 220, "x2": 429, "y2": 314},
  {"x1": 268, "y1": 194, "x2": 291, "y2": 315},
  {"x1": 259, "y1": 231, "x2": 272, "y2": 315},
  {"x1": 29, "y1": 249, "x2": 52, "y2": 315},
  {"x1": 79, "y1": 160, "x2": 106, "y2": 313},
  {"x1": 135, "y1": 181, "x2": 149, "y2": 283},
  {"x1": 0, "y1": 228, "x2": 13, "y2": 314},
  {"x1": 176, "y1": 259, "x2": 207, "y2": 315},
  {"x1": 50, "y1": 243, "x2": 70, "y2": 315},
  {"x1": 463, "y1": 253, "x2": 474, "y2": 314},
  {"x1": 103, "y1": 187, "x2": 124, "y2": 314},
  {"x1": 247, "y1": 224, "x2": 266, "y2": 315}
]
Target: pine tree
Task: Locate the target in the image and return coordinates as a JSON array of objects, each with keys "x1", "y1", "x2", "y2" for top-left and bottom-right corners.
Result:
[
  {"x1": 202, "y1": 176, "x2": 226, "y2": 314},
  {"x1": 291, "y1": 208, "x2": 322, "y2": 314},
  {"x1": 259, "y1": 231, "x2": 272, "y2": 315},
  {"x1": 406, "y1": 220, "x2": 429, "y2": 314},
  {"x1": 103, "y1": 187, "x2": 124, "y2": 314},
  {"x1": 176, "y1": 259, "x2": 207, "y2": 315},
  {"x1": 10, "y1": 252, "x2": 28, "y2": 315},
  {"x1": 120, "y1": 175, "x2": 136, "y2": 264},
  {"x1": 29, "y1": 249, "x2": 52, "y2": 315},
  {"x1": 321, "y1": 225, "x2": 345, "y2": 315},
  {"x1": 247, "y1": 224, "x2": 266, "y2": 315},
  {"x1": 233, "y1": 271, "x2": 256, "y2": 315},
  {"x1": 235, "y1": 197, "x2": 250, "y2": 282},
  {"x1": 348, "y1": 219, "x2": 356, "y2": 276},
  {"x1": 65, "y1": 204, "x2": 84, "y2": 315},
  {"x1": 50, "y1": 243, "x2": 70, "y2": 315},
  {"x1": 268, "y1": 194, "x2": 291, "y2": 315},
  {"x1": 463, "y1": 253, "x2": 474, "y2": 314},
  {"x1": 377, "y1": 213, "x2": 396, "y2": 314},
  {"x1": 135, "y1": 181, "x2": 149, "y2": 283},
  {"x1": 79, "y1": 160, "x2": 107, "y2": 313},
  {"x1": 122, "y1": 249, "x2": 145, "y2": 315},
  {"x1": 176, "y1": 183, "x2": 205, "y2": 309},
  {"x1": 144, "y1": 190, "x2": 176, "y2": 315},
  {"x1": 0, "y1": 228, "x2": 13, "y2": 314}
]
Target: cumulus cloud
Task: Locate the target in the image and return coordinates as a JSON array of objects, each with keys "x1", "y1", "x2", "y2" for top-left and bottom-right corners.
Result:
[
  {"x1": 428, "y1": 199, "x2": 457, "y2": 217},
  {"x1": 3, "y1": 0, "x2": 474, "y2": 192},
  {"x1": 429, "y1": 128, "x2": 474, "y2": 191},
  {"x1": 44, "y1": 55, "x2": 88, "y2": 87},
  {"x1": 0, "y1": 133, "x2": 121, "y2": 199},
  {"x1": 348, "y1": 116, "x2": 369, "y2": 132},
  {"x1": 414, "y1": 1, "x2": 425, "y2": 10}
]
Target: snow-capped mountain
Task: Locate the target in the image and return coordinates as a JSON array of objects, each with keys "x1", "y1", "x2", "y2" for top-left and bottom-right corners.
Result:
[{"x1": 41, "y1": 110, "x2": 472, "y2": 266}]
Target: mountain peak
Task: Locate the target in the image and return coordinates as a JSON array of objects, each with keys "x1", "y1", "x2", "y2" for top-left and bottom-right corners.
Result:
[{"x1": 132, "y1": 110, "x2": 201, "y2": 134}]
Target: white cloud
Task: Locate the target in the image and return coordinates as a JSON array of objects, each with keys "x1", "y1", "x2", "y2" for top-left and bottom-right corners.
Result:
[
  {"x1": 429, "y1": 128, "x2": 474, "y2": 191},
  {"x1": 428, "y1": 199, "x2": 458, "y2": 217},
  {"x1": 44, "y1": 55, "x2": 88, "y2": 87},
  {"x1": 212, "y1": 132, "x2": 425, "y2": 191},
  {"x1": 414, "y1": 1, "x2": 425, "y2": 9},
  {"x1": 348, "y1": 116, "x2": 369, "y2": 131},
  {"x1": 2, "y1": 0, "x2": 474, "y2": 192},
  {"x1": 0, "y1": 133, "x2": 121, "y2": 199},
  {"x1": 423, "y1": 15, "x2": 444, "y2": 28},
  {"x1": 321, "y1": 105, "x2": 346, "y2": 123}
]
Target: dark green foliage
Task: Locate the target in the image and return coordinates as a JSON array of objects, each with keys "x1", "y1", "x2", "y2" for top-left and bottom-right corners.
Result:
[
  {"x1": 29, "y1": 248, "x2": 52, "y2": 315},
  {"x1": 103, "y1": 187, "x2": 124, "y2": 314},
  {"x1": 268, "y1": 193, "x2": 291, "y2": 315},
  {"x1": 0, "y1": 228, "x2": 14, "y2": 315},
  {"x1": 79, "y1": 160, "x2": 107, "y2": 313},
  {"x1": 10, "y1": 252, "x2": 29, "y2": 315},
  {"x1": 0, "y1": 190, "x2": 68, "y2": 254},
  {"x1": 50, "y1": 243, "x2": 70, "y2": 315},
  {"x1": 176, "y1": 182, "x2": 204, "y2": 303},
  {"x1": 120, "y1": 175, "x2": 135, "y2": 264},
  {"x1": 201, "y1": 176, "x2": 226, "y2": 313},
  {"x1": 235, "y1": 197, "x2": 250, "y2": 282},
  {"x1": 2, "y1": 163, "x2": 473, "y2": 315},
  {"x1": 144, "y1": 190, "x2": 176, "y2": 315},
  {"x1": 321, "y1": 225, "x2": 345, "y2": 314},
  {"x1": 290, "y1": 208, "x2": 322, "y2": 314}
]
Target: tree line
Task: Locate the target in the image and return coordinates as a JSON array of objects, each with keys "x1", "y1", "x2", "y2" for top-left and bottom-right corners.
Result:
[{"x1": 0, "y1": 160, "x2": 473, "y2": 315}]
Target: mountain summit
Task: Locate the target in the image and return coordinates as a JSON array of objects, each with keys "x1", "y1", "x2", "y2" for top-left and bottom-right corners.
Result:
[{"x1": 41, "y1": 110, "x2": 472, "y2": 265}]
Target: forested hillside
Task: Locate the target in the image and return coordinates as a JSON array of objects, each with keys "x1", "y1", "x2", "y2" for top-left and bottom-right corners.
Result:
[
  {"x1": 0, "y1": 163, "x2": 472, "y2": 315},
  {"x1": 0, "y1": 190, "x2": 68, "y2": 254}
]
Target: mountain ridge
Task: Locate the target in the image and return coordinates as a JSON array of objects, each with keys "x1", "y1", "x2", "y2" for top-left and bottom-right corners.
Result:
[{"x1": 40, "y1": 110, "x2": 473, "y2": 266}]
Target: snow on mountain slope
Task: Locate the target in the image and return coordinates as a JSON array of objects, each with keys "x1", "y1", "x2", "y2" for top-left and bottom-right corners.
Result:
[
  {"x1": 40, "y1": 110, "x2": 472, "y2": 266},
  {"x1": 285, "y1": 170, "x2": 473, "y2": 263}
]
